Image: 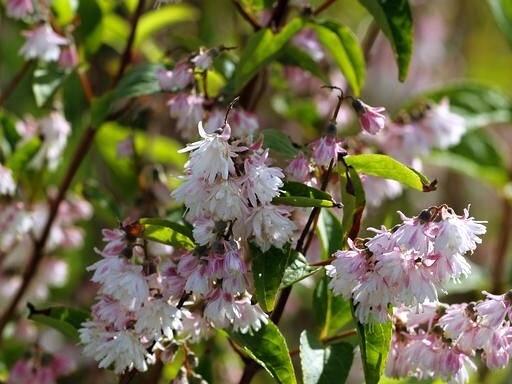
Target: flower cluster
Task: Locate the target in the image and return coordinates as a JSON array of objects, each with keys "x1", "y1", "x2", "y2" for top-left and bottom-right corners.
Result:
[
  {"x1": 387, "y1": 291, "x2": 512, "y2": 383},
  {"x1": 327, "y1": 205, "x2": 486, "y2": 323},
  {"x1": 8, "y1": 351, "x2": 75, "y2": 384}
]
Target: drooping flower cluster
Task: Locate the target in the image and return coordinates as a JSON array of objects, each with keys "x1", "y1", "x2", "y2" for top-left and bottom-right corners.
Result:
[
  {"x1": 327, "y1": 205, "x2": 486, "y2": 323},
  {"x1": 8, "y1": 351, "x2": 76, "y2": 384},
  {"x1": 387, "y1": 291, "x2": 512, "y2": 383}
]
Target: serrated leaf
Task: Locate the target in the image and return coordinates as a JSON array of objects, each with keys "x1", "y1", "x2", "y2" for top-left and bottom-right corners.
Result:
[
  {"x1": 310, "y1": 21, "x2": 365, "y2": 95},
  {"x1": 6, "y1": 138, "x2": 42, "y2": 173},
  {"x1": 230, "y1": 321, "x2": 297, "y2": 384},
  {"x1": 251, "y1": 243, "x2": 294, "y2": 312},
  {"x1": 141, "y1": 219, "x2": 195, "y2": 250},
  {"x1": 300, "y1": 330, "x2": 354, "y2": 384},
  {"x1": 488, "y1": 0, "x2": 512, "y2": 46},
  {"x1": 359, "y1": 0, "x2": 413, "y2": 81},
  {"x1": 262, "y1": 129, "x2": 299, "y2": 158},
  {"x1": 345, "y1": 154, "x2": 433, "y2": 191},
  {"x1": 410, "y1": 83, "x2": 512, "y2": 129},
  {"x1": 226, "y1": 18, "x2": 304, "y2": 94},
  {"x1": 353, "y1": 313, "x2": 393, "y2": 384},
  {"x1": 28, "y1": 304, "x2": 89, "y2": 342}
]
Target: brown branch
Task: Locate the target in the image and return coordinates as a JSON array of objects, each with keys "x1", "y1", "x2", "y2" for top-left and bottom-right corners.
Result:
[
  {"x1": 0, "y1": 60, "x2": 34, "y2": 107},
  {"x1": 268, "y1": 0, "x2": 290, "y2": 29},
  {"x1": 232, "y1": 0, "x2": 261, "y2": 30},
  {"x1": 313, "y1": 0, "x2": 337, "y2": 16},
  {"x1": 491, "y1": 197, "x2": 512, "y2": 293},
  {"x1": 111, "y1": 0, "x2": 147, "y2": 87},
  {"x1": 362, "y1": 20, "x2": 380, "y2": 63}
]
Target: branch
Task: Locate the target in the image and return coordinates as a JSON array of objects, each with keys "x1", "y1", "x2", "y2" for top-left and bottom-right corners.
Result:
[
  {"x1": 111, "y1": 0, "x2": 147, "y2": 87},
  {"x1": 268, "y1": 0, "x2": 290, "y2": 29},
  {"x1": 232, "y1": 0, "x2": 261, "y2": 30},
  {"x1": 491, "y1": 197, "x2": 512, "y2": 293},
  {"x1": 0, "y1": 60, "x2": 34, "y2": 107},
  {"x1": 313, "y1": 0, "x2": 337, "y2": 16}
]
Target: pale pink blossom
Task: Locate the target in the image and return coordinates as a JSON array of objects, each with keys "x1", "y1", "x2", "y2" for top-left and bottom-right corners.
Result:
[
  {"x1": 58, "y1": 45, "x2": 79, "y2": 69},
  {"x1": 247, "y1": 205, "x2": 296, "y2": 251},
  {"x1": 230, "y1": 110, "x2": 259, "y2": 137},
  {"x1": 352, "y1": 99, "x2": 386, "y2": 135},
  {"x1": 6, "y1": 0, "x2": 34, "y2": 19},
  {"x1": 191, "y1": 51, "x2": 212, "y2": 70},
  {"x1": 309, "y1": 136, "x2": 344, "y2": 166},
  {"x1": 156, "y1": 63, "x2": 193, "y2": 91},
  {"x1": 242, "y1": 150, "x2": 284, "y2": 206},
  {"x1": 285, "y1": 152, "x2": 311, "y2": 182},
  {"x1": 20, "y1": 24, "x2": 68, "y2": 62},
  {"x1": 0, "y1": 165, "x2": 16, "y2": 196}
]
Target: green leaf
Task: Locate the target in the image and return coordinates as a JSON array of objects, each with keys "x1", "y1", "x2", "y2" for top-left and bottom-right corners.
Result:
[
  {"x1": 317, "y1": 210, "x2": 343, "y2": 259},
  {"x1": 345, "y1": 154, "x2": 434, "y2": 191},
  {"x1": 230, "y1": 321, "x2": 297, "y2": 384},
  {"x1": 141, "y1": 219, "x2": 195, "y2": 250},
  {"x1": 410, "y1": 83, "x2": 512, "y2": 129},
  {"x1": 262, "y1": 129, "x2": 299, "y2": 159},
  {"x1": 226, "y1": 18, "x2": 304, "y2": 94},
  {"x1": 300, "y1": 330, "x2": 354, "y2": 384},
  {"x1": 111, "y1": 63, "x2": 162, "y2": 102},
  {"x1": 353, "y1": 313, "x2": 393, "y2": 384},
  {"x1": 280, "y1": 252, "x2": 319, "y2": 288},
  {"x1": 28, "y1": 304, "x2": 89, "y2": 342},
  {"x1": 273, "y1": 196, "x2": 336, "y2": 208},
  {"x1": 313, "y1": 275, "x2": 353, "y2": 338},
  {"x1": 32, "y1": 63, "x2": 68, "y2": 107},
  {"x1": 358, "y1": 0, "x2": 413, "y2": 81},
  {"x1": 75, "y1": 0, "x2": 103, "y2": 54},
  {"x1": 278, "y1": 45, "x2": 329, "y2": 82},
  {"x1": 135, "y1": 3, "x2": 200, "y2": 47},
  {"x1": 428, "y1": 130, "x2": 509, "y2": 188},
  {"x1": 6, "y1": 138, "x2": 42, "y2": 173},
  {"x1": 488, "y1": 0, "x2": 512, "y2": 46},
  {"x1": 281, "y1": 181, "x2": 333, "y2": 201},
  {"x1": 339, "y1": 163, "x2": 366, "y2": 242},
  {"x1": 310, "y1": 21, "x2": 365, "y2": 95},
  {"x1": 0, "y1": 109, "x2": 21, "y2": 153},
  {"x1": 251, "y1": 243, "x2": 294, "y2": 312}
]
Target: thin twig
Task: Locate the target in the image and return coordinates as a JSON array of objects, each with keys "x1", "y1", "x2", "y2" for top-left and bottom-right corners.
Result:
[
  {"x1": 111, "y1": 0, "x2": 147, "y2": 87},
  {"x1": 232, "y1": 0, "x2": 261, "y2": 30},
  {"x1": 0, "y1": 60, "x2": 34, "y2": 107},
  {"x1": 313, "y1": 0, "x2": 337, "y2": 16},
  {"x1": 491, "y1": 197, "x2": 512, "y2": 293}
]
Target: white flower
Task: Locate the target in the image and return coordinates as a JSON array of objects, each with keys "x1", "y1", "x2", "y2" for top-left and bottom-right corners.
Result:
[
  {"x1": 135, "y1": 299, "x2": 182, "y2": 340},
  {"x1": 327, "y1": 241, "x2": 368, "y2": 298},
  {"x1": 0, "y1": 165, "x2": 16, "y2": 196},
  {"x1": 95, "y1": 330, "x2": 148, "y2": 374},
  {"x1": 422, "y1": 99, "x2": 466, "y2": 149},
  {"x1": 87, "y1": 254, "x2": 127, "y2": 285},
  {"x1": 203, "y1": 289, "x2": 236, "y2": 328},
  {"x1": 168, "y1": 93, "x2": 204, "y2": 138},
  {"x1": 0, "y1": 203, "x2": 32, "y2": 252},
  {"x1": 171, "y1": 175, "x2": 209, "y2": 220},
  {"x1": 206, "y1": 179, "x2": 247, "y2": 221},
  {"x1": 101, "y1": 265, "x2": 150, "y2": 311},
  {"x1": 232, "y1": 297, "x2": 268, "y2": 334},
  {"x1": 242, "y1": 150, "x2": 284, "y2": 206},
  {"x1": 179, "y1": 309, "x2": 211, "y2": 342},
  {"x1": 180, "y1": 122, "x2": 238, "y2": 184},
  {"x1": 248, "y1": 205, "x2": 296, "y2": 251},
  {"x1": 192, "y1": 216, "x2": 217, "y2": 245},
  {"x1": 156, "y1": 63, "x2": 192, "y2": 91},
  {"x1": 184, "y1": 264, "x2": 209, "y2": 296},
  {"x1": 191, "y1": 51, "x2": 212, "y2": 70},
  {"x1": 20, "y1": 24, "x2": 68, "y2": 62}
]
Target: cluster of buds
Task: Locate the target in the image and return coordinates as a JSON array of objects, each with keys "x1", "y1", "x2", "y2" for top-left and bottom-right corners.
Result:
[
  {"x1": 327, "y1": 205, "x2": 486, "y2": 323},
  {"x1": 387, "y1": 291, "x2": 512, "y2": 383}
]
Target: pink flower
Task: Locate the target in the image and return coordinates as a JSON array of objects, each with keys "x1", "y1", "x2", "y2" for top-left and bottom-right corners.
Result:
[
  {"x1": 242, "y1": 150, "x2": 284, "y2": 206},
  {"x1": 230, "y1": 110, "x2": 259, "y2": 137},
  {"x1": 6, "y1": 0, "x2": 34, "y2": 20},
  {"x1": 156, "y1": 63, "x2": 193, "y2": 91},
  {"x1": 58, "y1": 45, "x2": 79, "y2": 69},
  {"x1": 285, "y1": 152, "x2": 310, "y2": 182},
  {"x1": 476, "y1": 291, "x2": 512, "y2": 328},
  {"x1": 20, "y1": 24, "x2": 68, "y2": 62},
  {"x1": 309, "y1": 136, "x2": 344, "y2": 166},
  {"x1": 327, "y1": 240, "x2": 368, "y2": 298},
  {"x1": 352, "y1": 99, "x2": 386, "y2": 135},
  {"x1": 168, "y1": 93, "x2": 204, "y2": 137},
  {"x1": 191, "y1": 51, "x2": 213, "y2": 70}
]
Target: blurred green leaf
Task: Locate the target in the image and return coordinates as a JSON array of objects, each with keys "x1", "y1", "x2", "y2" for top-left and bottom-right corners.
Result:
[
  {"x1": 141, "y1": 219, "x2": 195, "y2": 250},
  {"x1": 6, "y1": 138, "x2": 41, "y2": 173},
  {"x1": 339, "y1": 164, "x2": 366, "y2": 242},
  {"x1": 281, "y1": 181, "x2": 333, "y2": 201},
  {"x1": 226, "y1": 18, "x2": 304, "y2": 94},
  {"x1": 51, "y1": 0, "x2": 77, "y2": 26},
  {"x1": 428, "y1": 130, "x2": 509, "y2": 188},
  {"x1": 230, "y1": 321, "x2": 297, "y2": 384},
  {"x1": 0, "y1": 109, "x2": 21, "y2": 154},
  {"x1": 299, "y1": 330, "x2": 354, "y2": 384},
  {"x1": 135, "y1": 3, "x2": 200, "y2": 47},
  {"x1": 251, "y1": 243, "x2": 295, "y2": 312},
  {"x1": 310, "y1": 21, "x2": 365, "y2": 95},
  {"x1": 28, "y1": 304, "x2": 89, "y2": 342},
  {"x1": 140, "y1": 218, "x2": 193, "y2": 240},
  {"x1": 280, "y1": 252, "x2": 319, "y2": 288},
  {"x1": 32, "y1": 63, "x2": 68, "y2": 107},
  {"x1": 317, "y1": 210, "x2": 343, "y2": 259},
  {"x1": 345, "y1": 154, "x2": 434, "y2": 191},
  {"x1": 76, "y1": 0, "x2": 104, "y2": 53},
  {"x1": 278, "y1": 45, "x2": 329, "y2": 82},
  {"x1": 359, "y1": 0, "x2": 413, "y2": 81},
  {"x1": 313, "y1": 274, "x2": 353, "y2": 338},
  {"x1": 352, "y1": 307, "x2": 392, "y2": 384},
  {"x1": 112, "y1": 63, "x2": 161, "y2": 102},
  {"x1": 488, "y1": 0, "x2": 512, "y2": 46},
  {"x1": 411, "y1": 83, "x2": 512, "y2": 129},
  {"x1": 100, "y1": 13, "x2": 129, "y2": 52},
  {"x1": 262, "y1": 129, "x2": 299, "y2": 158},
  {"x1": 273, "y1": 196, "x2": 336, "y2": 208}
]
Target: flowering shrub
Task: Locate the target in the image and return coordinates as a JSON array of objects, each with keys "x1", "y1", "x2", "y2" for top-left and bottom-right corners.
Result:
[{"x1": 1, "y1": 1, "x2": 512, "y2": 384}]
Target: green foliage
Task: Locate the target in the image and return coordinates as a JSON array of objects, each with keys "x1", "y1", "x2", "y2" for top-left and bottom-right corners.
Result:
[
  {"x1": 28, "y1": 304, "x2": 89, "y2": 342},
  {"x1": 345, "y1": 154, "x2": 434, "y2": 191},
  {"x1": 278, "y1": 45, "x2": 329, "y2": 82},
  {"x1": 317, "y1": 210, "x2": 343, "y2": 260},
  {"x1": 32, "y1": 63, "x2": 69, "y2": 107},
  {"x1": 310, "y1": 21, "x2": 366, "y2": 95},
  {"x1": 262, "y1": 129, "x2": 299, "y2": 159},
  {"x1": 359, "y1": 0, "x2": 413, "y2": 81},
  {"x1": 280, "y1": 252, "x2": 319, "y2": 288},
  {"x1": 299, "y1": 330, "x2": 354, "y2": 384},
  {"x1": 488, "y1": 0, "x2": 512, "y2": 46},
  {"x1": 339, "y1": 164, "x2": 366, "y2": 242},
  {"x1": 230, "y1": 321, "x2": 297, "y2": 384},
  {"x1": 140, "y1": 218, "x2": 195, "y2": 250},
  {"x1": 353, "y1": 308, "x2": 393, "y2": 384},
  {"x1": 273, "y1": 196, "x2": 336, "y2": 208},
  {"x1": 111, "y1": 63, "x2": 162, "y2": 102},
  {"x1": 226, "y1": 18, "x2": 304, "y2": 94},
  {"x1": 5, "y1": 138, "x2": 41, "y2": 174}
]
